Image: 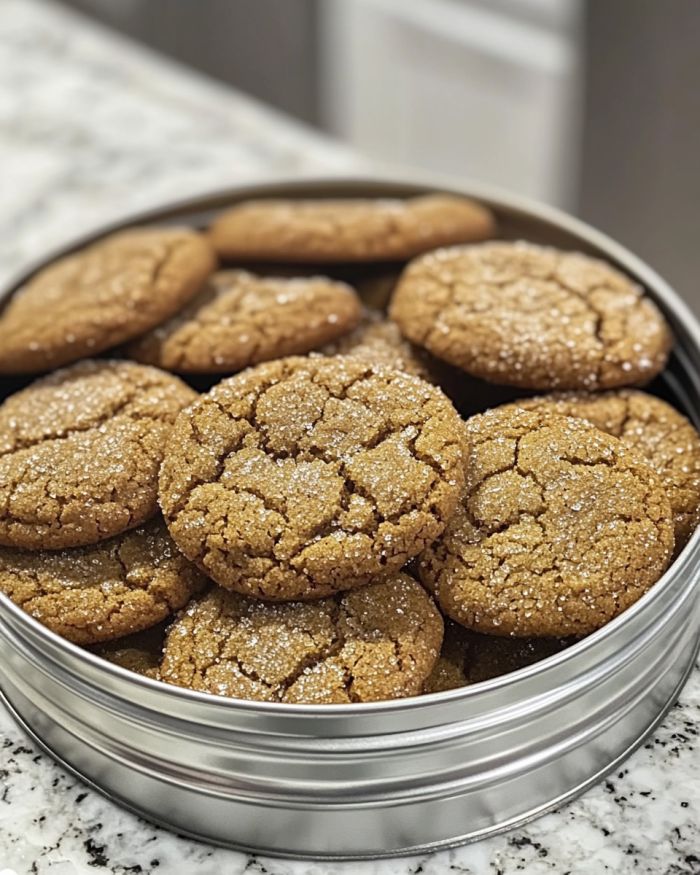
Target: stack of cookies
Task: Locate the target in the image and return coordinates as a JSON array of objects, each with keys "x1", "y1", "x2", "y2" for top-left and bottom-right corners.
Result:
[{"x1": 0, "y1": 192, "x2": 696, "y2": 704}]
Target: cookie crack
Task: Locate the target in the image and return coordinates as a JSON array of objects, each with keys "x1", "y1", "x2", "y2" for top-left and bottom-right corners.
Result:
[{"x1": 0, "y1": 385, "x2": 142, "y2": 458}]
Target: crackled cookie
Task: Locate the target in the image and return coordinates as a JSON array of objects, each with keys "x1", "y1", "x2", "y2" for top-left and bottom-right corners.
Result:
[
  {"x1": 390, "y1": 242, "x2": 672, "y2": 391},
  {"x1": 0, "y1": 227, "x2": 216, "y2": 373},
  {"x1": 0, "y1": 360, "x2": 196, "y2": 549},
  {"x1": 209, "y1": 194, "x2": 496, "y2": 263},
  {"x1": 160, "y1": 575, "x2": 443, "y2": 704},
  {"x1": 159, "y1": 356, "x2": 465, "y2": 601},
  {"x1": 94, "y1": 622, "x2": 169, "y2": 678},
  {"x1": 423, "y1": 621, "x2": 571, "y2": 693},
  {"x1": 419, "y1": 407, "x2": 674, "y2": 637},
  {"x1": 127, "y1": 269, "x2": 361, "y2": 374},
  {"x1": 319, "y1": 309, "x2": 434, "y2": 381},
  {"x1": 0, "y1": 520, "x2": 205, "y2": 645},
  {"x1": 503, "y1": 390, "x2": 700, "y2": 549}
]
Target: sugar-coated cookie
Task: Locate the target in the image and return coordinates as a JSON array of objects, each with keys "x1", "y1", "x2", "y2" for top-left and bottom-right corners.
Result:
[
  {"x1": 0, "y1": 360, "x2": 196, "y2": 549},
  {"x1": 390, "y1": 242, "x2": 672, "y2": 391},
  {"x1": 159, "y1": 356, "x2": 465, "y2": 601},
  {"x1": 0, "y1": 227, "x2": 216, "y2": 373},
  {"x1": 160, "y1": 575, "x2": 443, "y2": 704},
  {"x1": 419, "y1": 407, "x2": 674, "y2": 637},
  {"x1": 209, "y1": 195, "x2": 496, "y2": 262}
]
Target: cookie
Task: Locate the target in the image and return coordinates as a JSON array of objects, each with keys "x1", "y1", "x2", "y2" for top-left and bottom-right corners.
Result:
[
  {"x1": 0, "y1": 519, "x2": 205, "y2": 645},
  {"x1": 160, "y1": 574, "x2": 443, "y2": 704},
  {"x1": 419, "y1": 407, "x2": 674, "y2": 637},
  {"x1": 389, "y1": 241, "x2": 672, "y2": 391},
  {"x1": 319, "y1": 309, "x2": 434, "y2": 382},
  {"x1": 209, "y1": 194, "x2": 496, "y2": 263},
  {"x1": 423, "y1": 621, "x2": 571, "y2": 693},
  {"x1": 0, "y1": 227, "x2": 216, "y2": 374},
  {"x1": 93, "y1": 622, "x2": 168, "y2": 678},
  {"x1": 503, "y1": 390, "x2": 700, "y2": 549},
  {"x1": 159, "y1": 356, "x2": 465, "y2": 601},
  {"x1": 0, "y1": 360, "x2": 197, "y2": 550},
  {"x1": 126, "y1": 269, "x2": 361, "y2": 374}
]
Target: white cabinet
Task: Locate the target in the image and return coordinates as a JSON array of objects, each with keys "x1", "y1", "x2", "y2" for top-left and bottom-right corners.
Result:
[{"x1": 320, "y1": 0, "x2": 583, "y2": 208}]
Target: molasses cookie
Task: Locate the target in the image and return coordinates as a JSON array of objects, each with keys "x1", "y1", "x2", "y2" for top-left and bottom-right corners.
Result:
[
  {"x1": 159, "y1": 356, "x2": 466, "y2": 601},
  {"x1": 0, "y1": 519, "x2": 205, "y2": 645},
  {"x1": 319, "y1": 309, "x2": 434, "y2": 381},
  {"x1": 160, "y1": 575, "x2": 443, "y2": 704},
  {"x1": 127, "y1": 269, "x2": 361, "y2": 374},
  {"x1": 0, "y1": 360, "x2": 197, "y2": 549},
  {"x1": 419, "y1": 407, "x2": 674, "y2": 637},
  {"x1": 423, "y1": 621, "x2": 571, "y2": 693},
  {"x1": 209, "y1": 194, "x2": 496, "y2": 262},
  {"x1": 503, "y1": 390, "x2": 700, "y2": 549},
  {"x1": 0, "y1": 227, "x2": 216, "y2": 373},
  {"x1": 389, "y1": 242, "x2": 672, "y2": 391}
]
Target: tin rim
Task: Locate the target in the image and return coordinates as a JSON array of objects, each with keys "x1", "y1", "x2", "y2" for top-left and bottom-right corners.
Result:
[{"x1": 0, "y1": 173, "x2": 698, "y2": 721}]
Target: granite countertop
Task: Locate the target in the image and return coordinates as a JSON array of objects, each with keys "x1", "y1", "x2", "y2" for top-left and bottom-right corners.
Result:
[{"x1": 0, "y1": 1, "x2": 698, "y2": 873}]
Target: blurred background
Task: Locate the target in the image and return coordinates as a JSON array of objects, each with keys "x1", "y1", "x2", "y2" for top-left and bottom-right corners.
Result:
[{"x1": 5, "y1": 0, "x2": 700, "y2": 309}]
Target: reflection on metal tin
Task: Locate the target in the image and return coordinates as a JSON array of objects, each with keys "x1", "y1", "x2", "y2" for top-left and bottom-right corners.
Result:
[{"x1": 0, "y1": 178, "x2": 699, "y2": 860}]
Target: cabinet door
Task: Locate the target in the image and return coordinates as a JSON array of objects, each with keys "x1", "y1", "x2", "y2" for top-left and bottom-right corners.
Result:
[{"x1": 320, "y1": 0, "x2": 582, "y2": 208}]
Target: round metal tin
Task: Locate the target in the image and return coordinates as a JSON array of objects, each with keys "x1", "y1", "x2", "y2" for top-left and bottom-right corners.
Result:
[{"x1": 0, "y1": 178, "x2": 698, "y2": 860}]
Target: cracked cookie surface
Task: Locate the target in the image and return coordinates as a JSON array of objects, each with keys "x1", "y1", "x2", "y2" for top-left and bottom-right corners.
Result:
[
  {"x1": 160, "y1": 575, "x2": 443, "y2": 703},
  {"x1": 389, "y1": 241, "x2": 672, "y2": 391},
  {"x1": 0, "y1": 360, "x2": 197, "y2": 549},
  {"x1": 0, "y1": 519, "x2": 205, "y2": 645},
  {"x1": 423, "y1": 620, "x2": 572, "y2": 693},
  {"x1": 319, "y1": 309, "x2": 434, "y2": 381},
  {"x1": 209, "y1": 194, "x2": 496, "y2": 262},
  {"x1": 0, "y1": 227, "x2": 216, "y2": 373},
  {"x1": 503, "y1": 390, "x2": 700, "y2": 550},
  {"x1": 419, "y1": 407, "x2": 674, "y2": 637},
  {"x1": 159, "y1": 356, "x2": 465, "y2": 600},
  {"x1": 127, "y1": 269, "x2": 361, "y2": 374}
]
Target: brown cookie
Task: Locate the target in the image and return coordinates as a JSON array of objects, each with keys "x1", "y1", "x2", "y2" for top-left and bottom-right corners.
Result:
[
  {"x1": 126, "y1": 269, "x2": 361, "y2": 374},
  {"x1": 160, "y1": 575, "x2": 443, "y2": 704},
  {"x1": 209, "y1": 194, "x2": 496, "y2": 263},
  {"x1": 389, "y1": 242, "x2": 672, "y2": 391},
  {"x1": 93, "y1": 622, "x2": 169, "y2": 678},
  {"x1": 159, "y1": 356, "x2": 465, "y2": 601},
  {"x1": 419, "y1": 407, "x2": 674, "y2": 637},
  {"x1": 0, "y1": 519, "x2": 205, "y2": 645},
  {"x1": 0, "y1": 227, "x2": 216, "y2": 374},
  {"x1": 423, "y1": 621, "x2": 571, "y2": 693},
  {"x1": 502, "y1": 390, "x2": 700, "y2": 550},
  {"x1": 0, "y1": 360, "x2": 197, "y2": 549},
  {"x1": 319, "y1": 309, "x2": 434, "y2": 382}
]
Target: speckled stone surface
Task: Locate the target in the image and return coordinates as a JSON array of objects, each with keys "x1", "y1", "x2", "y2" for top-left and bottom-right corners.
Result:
[{"x1": 0, "y1": 1, "x2": 698, "y2": 873}]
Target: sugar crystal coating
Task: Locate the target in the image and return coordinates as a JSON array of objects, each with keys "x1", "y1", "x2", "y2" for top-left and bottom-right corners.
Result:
[
  {"x1": 419, "y1": 407, "x2": 675, "y2": 637},
  {"x1": 389, "y1": 241, "x2": 672, "y2": 391},
  {"x1": 160, "y1": 575, "x2": 443, "y2": 703},
  {"x1": 159, "y1": 356, "x2": 466, "y2": 600},
  {"x1": 502, "y1": 389, "x2": 700, "y2": 550},
  {"x1": 0, "y1": 519, "x2": 205, "y2": 645},
  {"x1": 127, "y1": 269, "x2": 361, "y2": 374},
  {"x1": 0, "y1": 360, "x2": 197, "y2": 549},
  {"x1": 0, "y1": 227, "x2": 216, "y2": 373}
]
